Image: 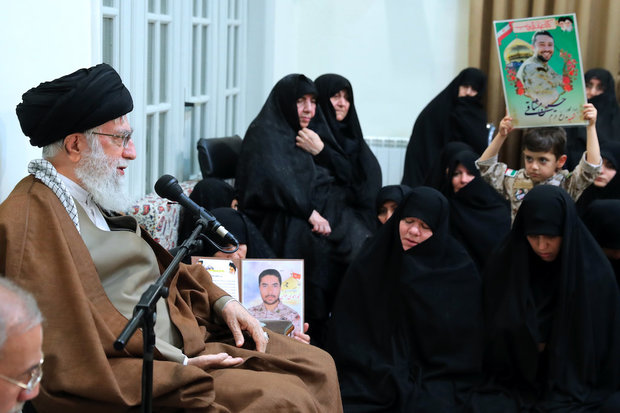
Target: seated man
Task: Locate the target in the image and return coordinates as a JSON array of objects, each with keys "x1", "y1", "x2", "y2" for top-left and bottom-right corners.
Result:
[
  {"x1": 0, "y1": 277, "x2": 43, "y2": 413},
  {"x1": 0, "y1": 63, "x2": 341, "y2": 412}
]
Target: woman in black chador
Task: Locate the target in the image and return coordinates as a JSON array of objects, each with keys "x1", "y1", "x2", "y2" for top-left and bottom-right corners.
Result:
[
  {"x1": 582, "y1": 200, "x2": 620, "y2": 286},
  {"x1": 475, "y1": 185, "x2": 620, "y2": 412},
  {"x1": 425, "y1": 142, "x2": 510, "y2": 271},
  {"x1": 235, "y1": 74, "x2": 372, "y2": 345},
  {"x1": 566, "y1": 68, "x2": 620, "y2": 170},
  {"x1": 326, "y1": 187, "x2": 484, "y2": 412},
  {"x1": 177, "y1": 178, "x2": 238, "y2": 248},
  {"x1": 401, "y1": 68, "x2": 488, "y2": 187},
  {"x1": 375, "y1": 184, "x2": 412, "y2": 227},
  {"x1": 314, "y1": 73, "x2": 382, "y2": 230},
  {"x1": 575, "y1": 140, "x2": 620, "y2": 215}
]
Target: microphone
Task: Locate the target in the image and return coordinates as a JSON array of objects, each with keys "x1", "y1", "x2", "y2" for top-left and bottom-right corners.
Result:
[{"x1": 154, "y1": 175, "x2": 239, "y2": 246}]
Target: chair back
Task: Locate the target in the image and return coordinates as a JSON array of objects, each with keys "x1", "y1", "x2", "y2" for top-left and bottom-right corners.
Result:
[{"x1": 197, "y1": 135, "x2": 242, "y2": 179}]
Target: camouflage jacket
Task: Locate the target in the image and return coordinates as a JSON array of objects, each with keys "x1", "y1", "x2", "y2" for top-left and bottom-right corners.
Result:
[{"x1": 476, "y1": 153, "x2": 600, "y2": 222}]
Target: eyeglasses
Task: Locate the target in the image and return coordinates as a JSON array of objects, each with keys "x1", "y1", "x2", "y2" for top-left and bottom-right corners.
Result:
[
  {"x1": 0, "y1": 357, "x2": 44, "y2": 393},
  {"x1": 91, "y1": 131, "x2": 133, "y2": 148}
]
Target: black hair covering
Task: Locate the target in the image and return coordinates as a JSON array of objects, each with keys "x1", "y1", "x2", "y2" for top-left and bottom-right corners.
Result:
[
  {"x1": 326, "y1": 187, "x2": 484, "y2": 412},
  {"x1": 235, "y1": 74, "x2": 373, "y2": 345},
  {"x1": 565, "y1": 68, "x2": 620, "y2": 170},
  {"x1": 478, "y1": 185, "x2": 620, "y2": 411},
  {"x1": 314, "y1": 73, "x2": 383, "y2": 227},
  {"x1": 16, "y1": 63, "x2": 133, "y2": 147},
  {"x1": 576, "y1": 140, "x2": 620, "y2": 215},
  {"x1": 375, "y1": 184, "x2": 413, "y2": 214},
  {"x1": 201, "y1": 208, "x2": 276, "y2": 259},
  {"x1": 425, "y1": 142, "x2": 511, "y2": 271},
  {"x1": 582, "y1": 199, "x2": 620, "y2": 285},
  {"x1": 402, "y1": 68, "x2": 488, "y2": 187},
  {"x1": 177, "y1": 178, "x2": 237, "y2": 246}
]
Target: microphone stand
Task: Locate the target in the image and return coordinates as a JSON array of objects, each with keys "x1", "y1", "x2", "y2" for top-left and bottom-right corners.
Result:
[{"x1": 114, "y1": 218, "x2": 208, "y2": 413}]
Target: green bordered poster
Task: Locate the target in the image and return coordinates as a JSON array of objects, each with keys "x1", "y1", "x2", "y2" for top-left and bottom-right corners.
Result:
[{"x1": 494, "y1": 14, "x2": 587, "y2": 128}]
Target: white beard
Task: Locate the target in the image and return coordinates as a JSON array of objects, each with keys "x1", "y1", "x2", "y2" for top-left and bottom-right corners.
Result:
[{"x1": 75, "y1": 139, "x2": 134, "y2": 212}]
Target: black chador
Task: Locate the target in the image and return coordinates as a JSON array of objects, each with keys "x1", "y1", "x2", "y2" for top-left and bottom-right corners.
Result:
[
  {"x1": 327, "y1": 187, "x2": 484, "y2": 412},
  {"x1": 475, "y1": 185, "x2": 620, "y2": 412},
  {"x1": 402, "y1": 68, "x2": 488, "y2": 187}
]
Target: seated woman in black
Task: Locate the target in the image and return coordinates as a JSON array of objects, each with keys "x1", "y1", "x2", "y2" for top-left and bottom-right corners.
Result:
[
  {"x1": 402, "y1": 68, "x2": 488, "y2": 187},
  {"x1": 576, "y1": 140, "x2": 620, "y2": 215},
  {"x1": 312, "y1": 73, "x2": 383, "y2": 230},
  {"x1": 326, "y1": 187, "x2": 484, "y2": 412},
  {"x1": 375, "y1": 184, "x2": 412, "y2": 226},
  {"x1": 177, "y1": 177, "x2": 238, "y2": 249},
  {"x1": 235, "y1": 74, "x2": 372, "y2": 346},
  {"x1": 425, "y1": 142, "x2": 510, "y2": 271},
  {"x1": 566, "y1": 68, "x2": 620, "y2": 170},
  {"x1": 582, "y1": 199, "x2": 620, "y2": 286},
  {"x1": 477, "y1": 185, "x2": 620, "y2": 412},
  {"x1": 201, "y1": 207, "x2": 275, "y2": 260}
]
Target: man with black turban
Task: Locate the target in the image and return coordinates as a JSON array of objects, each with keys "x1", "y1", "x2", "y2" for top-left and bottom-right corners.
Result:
[{"x1": 0, "y1": 64, "x2": 342, "y2": 412}]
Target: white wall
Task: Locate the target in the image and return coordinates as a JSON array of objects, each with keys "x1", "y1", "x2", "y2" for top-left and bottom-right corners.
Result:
[
  {"x1": 0, "y1": 0, "x2": 97, "y2": 200},
  {"x1": 247, "y1": 0, "x2": 470, "y2": 139}
]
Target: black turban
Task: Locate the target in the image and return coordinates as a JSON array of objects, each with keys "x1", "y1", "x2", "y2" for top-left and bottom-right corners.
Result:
[{"x1": 16, "y1": 63, "x2": 134, "y2": 147}]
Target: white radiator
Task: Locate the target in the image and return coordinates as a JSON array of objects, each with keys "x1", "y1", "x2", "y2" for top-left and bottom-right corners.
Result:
[{"x1": 365, "y1": 136, "x2": 409, "y2": 186}]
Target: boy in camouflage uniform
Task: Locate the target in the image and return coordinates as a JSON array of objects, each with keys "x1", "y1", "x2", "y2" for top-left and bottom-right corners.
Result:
[{"x1": 476, "y1": 104, "x2": 601, "y2": 222}]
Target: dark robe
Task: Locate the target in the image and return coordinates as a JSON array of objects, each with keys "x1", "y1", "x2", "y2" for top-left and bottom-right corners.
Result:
[
  {"x1": 582, "y1": 199, "x2": 620, "y2": 285},
  {"x1": 565, "y1": 68, "x2": 620, "y2": 170},
  {"x1": 0, "y1": 175, "x2": 342, "y2": 412},
  {"x1": 475, "y1": 185, "x2": 620, "y2": 412},
  {"x1": 402, "y1": 68, "x2": 488, "y2": 187},
  {"x1": 201, "y1": 207, "x2": 276, "y2": 259},
  {"x1": 177, "y1": 178, "x2": 237, "y2": 248},
  {"x1": 314, "y1": 74, "x2": 383, "y2": 230},
  {"x1": 425, "y1": 142, "x2": 511, "y2": 271},
  {"x1": 326, "y1": 187, "x2": 484, "y2": 412},
  {"x1": 235, "y1": 74, "x2": 372, "y2": 346},
  {"x1": 576, "y1": 140, "x2": 620, "y2": 215}
]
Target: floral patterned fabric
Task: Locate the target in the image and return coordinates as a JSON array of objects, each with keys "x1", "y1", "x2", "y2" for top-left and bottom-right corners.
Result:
[{"x1": 126, "y1": 180, "x2": 198, "y2": 250}]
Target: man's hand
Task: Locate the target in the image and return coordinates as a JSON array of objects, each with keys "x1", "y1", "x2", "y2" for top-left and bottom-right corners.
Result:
[
  {"x1": 293, "y1": 322, "x2": 311, "y2": 344},
  {"x1": 308, "y1": 210, "x2": 331, "y2": 236},
  {"x1": 583, "y1": 103, "x2": 597, "y2": 126},
  {"x1": 187, "y1": 352, "x2": 244, "y2": 369},
  {"x1": 221, "y1": 300, "x2": 268, "y2": 352},
  {"x1": 296, "y1": 128, "x2": 324, "y2": 155},
  {"x1": 498, "y1": 114, "x2": 514, "y2": 138}
]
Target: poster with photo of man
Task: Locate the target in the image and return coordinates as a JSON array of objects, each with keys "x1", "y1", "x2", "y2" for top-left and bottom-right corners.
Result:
[
  {"x1": 494, "y1": 13, "x2": 587, "y2": 128},
  {"x1": 242, "y1": 260, "x2": 304, "y2": 335}
]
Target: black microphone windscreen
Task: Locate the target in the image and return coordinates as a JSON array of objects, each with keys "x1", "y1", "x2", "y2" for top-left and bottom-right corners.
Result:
[{"x1": 155, "y1": 175, "x2": 183, "y2": 200}]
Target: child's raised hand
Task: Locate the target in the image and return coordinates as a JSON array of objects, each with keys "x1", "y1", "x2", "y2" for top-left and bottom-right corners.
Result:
[
  {"x1": 498, "y1": 115, "x2": 514, "y2": 138},
  {"x1": 583, "y1": 103, "x2": 597, "y2": 126}
]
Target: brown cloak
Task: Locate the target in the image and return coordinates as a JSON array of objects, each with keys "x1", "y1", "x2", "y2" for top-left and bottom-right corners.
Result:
[{"x1": 0, "y1": 175, "x2": 342, "y2": 412}]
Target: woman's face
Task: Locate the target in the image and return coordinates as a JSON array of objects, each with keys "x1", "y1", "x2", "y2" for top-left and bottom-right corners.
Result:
[
  {"x1": 214, "y1": 243, "x2": 247, "y2": 260},
  {"x1": 593, "y1": 159, "x2": 617, "y2": 188},
  {"x1": 526, "y1": 235, "x2": 562, "y2": 262},
  {"x1": 330, "y1": 89, "x2": 350, "y2": 121},
  {"x1": 377, "y1": 200, "x2": 398, "y2": 224},
  {"x1": 451, "y1": 163, "x2": 475, "y2": 192},
  {"x1": 585, "y1": 77, "x2": 604, "y2": 100},
  {"x1": 399, "y1": 217, "x2": 433, "y2": 250},
  {"x1": 458, "y1": 85, "x2": 478, "y2": 97},
  {"x1": 297, "y1": 94, "x2": 316, "y2": 128}
]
